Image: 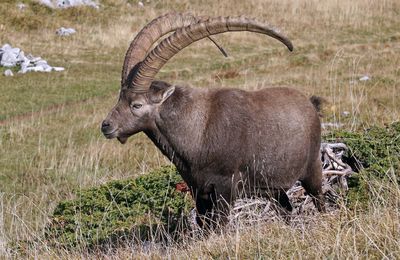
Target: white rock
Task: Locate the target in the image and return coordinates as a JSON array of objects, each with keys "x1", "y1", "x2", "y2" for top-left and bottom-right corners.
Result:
[
  {"x1": 41, "y1": 0, "x2": 100, "y2": 9},
  {"x1": 53, "y1": 67, "x2": 65, "y2": 71},
  {"x1": 18, "y1": 67, "x2": 27, "y2": 74},
  {"x1": 359, "y1": 75, "x2": 370, "y2": 81},
  {"x1": 1, "y1": 43, "x2": 64, "y2": 74},
  {"x1": 0, "y1": 51, "x2": 18, "y2": 67},
  {"x1": 19, "y1": 58, "x2": 31, "y2": 73},
  {"x1": 36, "y1": 60, "x2": 49, "y2": 66},
  {"x1": 342, "y1": 111, "x2": 350, "y2": 117},
  {"x1": 29, "y1": 66, "x2": 45, "y2": 72},
  {"x1": 27, "y1": 55, "x2": 42, "y2": 63},
  {"x1": 16, "y1": 50, "x2": 25, "y2": 62},
  {"x1": 17, "y1": 3, "x2": 27, "y2": 10},
  {"x1": 138, "y1": 1, "x2": 144, "y2": 7},
  {"x1": 1, "y1": 44, "x2": 12, "y2": 51},
  {"x1": 56, "y1": 27, "x2": 77, "y2": 36},
  {"x1": 11, "y1": 48, "x2": 21, "y2": 55},
  {"x1": 39, "y1": 0, "x2": 55, "y2": 8},
  {"x1": 4, "y1": 69, "x2": 13, "y2": 76},
  {"x1": 42, "y1": 64, "x2": 53, "y2": 72}
]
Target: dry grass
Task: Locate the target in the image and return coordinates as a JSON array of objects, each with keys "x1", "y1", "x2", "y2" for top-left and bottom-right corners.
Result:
[{"x1": 0, "y1": 0, "x2": 399, "y2": 258}]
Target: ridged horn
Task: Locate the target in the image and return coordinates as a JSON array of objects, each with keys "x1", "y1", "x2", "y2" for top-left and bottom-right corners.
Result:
[
  {"x1": 121, "y1": 12, "x2": 199, "y2": 88},
  {"x1": 122, "y1": 13, "x2": 228, "y2": 89},
  {"x1": 131, "y1": 16, "x2": 293, "y2": 92}
]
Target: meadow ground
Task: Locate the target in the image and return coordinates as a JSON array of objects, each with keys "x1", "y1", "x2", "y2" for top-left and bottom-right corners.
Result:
[{"x1": 0, "y1": 0, "x2": 399, "y2": 258}]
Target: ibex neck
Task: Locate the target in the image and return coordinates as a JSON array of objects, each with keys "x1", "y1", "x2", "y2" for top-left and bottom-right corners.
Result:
[{"x1": 144, "y1": 128, "x2": 189, "y2": 176}]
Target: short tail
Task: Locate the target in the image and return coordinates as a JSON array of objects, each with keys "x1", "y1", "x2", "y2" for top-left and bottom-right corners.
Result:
[{"x1": 309, "y1": 96, "x2": 326, "y2": 116}]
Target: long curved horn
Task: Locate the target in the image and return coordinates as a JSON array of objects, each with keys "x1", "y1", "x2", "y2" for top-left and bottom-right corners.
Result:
[
  {"x1": 121, "y1": 13, "x2": 228, "y2": 88},
  {"x1": 121, "y1": 12, "x2": 198, "y2": 88},
  {"x1": 131, "y1": 16, "x2": 293, "y2": 92}
]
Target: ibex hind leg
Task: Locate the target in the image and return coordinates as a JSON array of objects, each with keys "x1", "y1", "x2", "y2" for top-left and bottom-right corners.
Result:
[
  {"x1": 256, "y1": 187, "x2": 293, "y2": 222},
  {"x1": 301, "y1": 159, "x2": 326, "y2": 212},
  {"x1": 271, "y1": 188, "x2": 293, "y2": 223}
]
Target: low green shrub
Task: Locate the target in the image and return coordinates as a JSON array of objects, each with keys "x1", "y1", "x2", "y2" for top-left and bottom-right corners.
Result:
[
  {"x1": 325, "y1": 122, "x2": 400, "y2": 177},
  {"x1": 45, "y1": 166, "x2": 193, "y2": 249},
  {"x1": 324, "y1": 122, "x2": 400, "y2": 207}
]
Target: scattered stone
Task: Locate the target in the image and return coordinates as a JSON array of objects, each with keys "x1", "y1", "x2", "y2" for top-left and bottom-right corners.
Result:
[
  {"x1": 0, "y1": 43, "x2": 64, "y2": 75},
  {"x1": 138, "y1": 1, "x2": 144, "y2": 8},
  {"x1": 39, "y1": 0, "x2": 99, "y2": 9},
  {"x1": 4, "y1": 69, "x2": 13, "y2": 77},
  {"x1": 342, "y1": 111, "x2": 350, "y2": 117},
  {"x1": 0, "y1": 44, "x2": 24, "y2": 67},
  {"x1": 359, "y1": 75, "x2": 370, "y2": 81},
  {"x1": 39, "y1": 0, "x2": 55, "y2": 8},
  {"x1": 17, "y1": 3, "x2": 27, "y2": 10},
  {"x1": 56, "y1": 27, "x2": 77, "y2": 36},
  {"x1": 53, "y1": 67, "x2": 65, "y2": 72}
]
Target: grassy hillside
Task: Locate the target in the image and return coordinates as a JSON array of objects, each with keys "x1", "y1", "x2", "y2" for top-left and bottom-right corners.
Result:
[{"x1": 0, "y1": 0, "x2": 399, "y2": 258}]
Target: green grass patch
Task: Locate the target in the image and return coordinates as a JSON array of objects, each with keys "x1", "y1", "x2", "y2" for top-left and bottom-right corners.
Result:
[
  {"x1": 0, "y1": 56, "x2": 120, "y2": 120},
  {"x1": 0, "y1": 1, "x2": 129, "y2": 32}
]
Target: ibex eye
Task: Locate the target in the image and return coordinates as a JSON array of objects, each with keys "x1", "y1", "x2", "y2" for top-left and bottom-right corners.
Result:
[{"x1": 131, "y1": 103, "x2": 142, "y2": 109}]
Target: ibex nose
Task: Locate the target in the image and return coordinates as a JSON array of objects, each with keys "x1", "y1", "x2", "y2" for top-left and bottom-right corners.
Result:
[{"x1": 101, "y1": 120, "x2": 111, "y2": 132}]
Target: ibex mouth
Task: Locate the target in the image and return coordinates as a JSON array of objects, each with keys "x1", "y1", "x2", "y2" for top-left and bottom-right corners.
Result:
[
  {"x1": 103, "y1": 130, "x2": 118, "y2": 139},
  {"x1": 102, "y1": 128, "x2": 128, "y2": 144}
]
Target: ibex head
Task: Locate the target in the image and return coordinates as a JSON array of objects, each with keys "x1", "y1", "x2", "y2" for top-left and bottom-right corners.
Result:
[
  {"x1": 101, "y1": 82, "x2": 175, "y2": 144},
  {"x1": 101, "y1": 13, "x2": 192, "y2": 143},
  {"x1": 101, "y1": 13, "x2": 293, "y2": 143}
]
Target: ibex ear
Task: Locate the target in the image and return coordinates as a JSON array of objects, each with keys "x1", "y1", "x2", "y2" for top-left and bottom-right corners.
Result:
[{"x1": 160, "y1": 85, "x2": 175, "y2": 104}]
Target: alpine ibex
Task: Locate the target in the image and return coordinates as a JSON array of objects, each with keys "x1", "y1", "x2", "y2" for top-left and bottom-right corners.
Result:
[{"x1": 101, "y1": 13, "x2": 325, "y2": 227}]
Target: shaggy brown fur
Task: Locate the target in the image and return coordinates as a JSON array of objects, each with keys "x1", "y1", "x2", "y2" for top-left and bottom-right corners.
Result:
[{"x1": 102, "y1": 80, "x2": 325, "y2": 227}]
